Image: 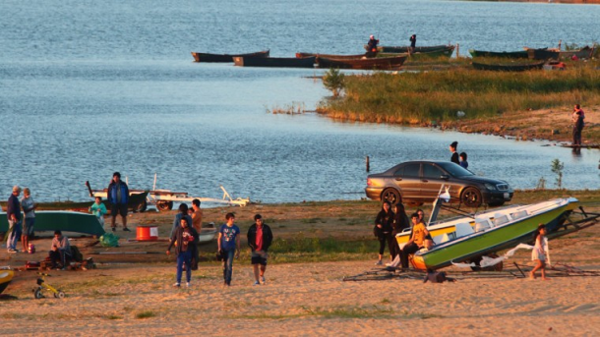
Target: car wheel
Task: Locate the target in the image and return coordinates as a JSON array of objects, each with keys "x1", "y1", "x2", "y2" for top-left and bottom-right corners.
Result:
[
  {"x1": 461, "y1": 187, "x2": 482, "y2": 208},
  {"x1": 381, "y1": 188, "x2": 401, "y2": 205}
]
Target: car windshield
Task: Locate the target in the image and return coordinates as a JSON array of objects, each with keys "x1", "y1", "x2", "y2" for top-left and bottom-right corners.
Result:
[{"x1": 437, "y1": 162, "x2": 474, "y2": 177}]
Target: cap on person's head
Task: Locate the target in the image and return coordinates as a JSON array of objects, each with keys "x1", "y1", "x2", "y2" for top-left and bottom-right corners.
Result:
[
  {"x1": 225, "y1": 212, "x2": 235, "y2": 220},
  {"x1": 113, "y1": 172, "x2": 121, "y2": 178},
  {"x1": 254, "y1": 214, "x2": 262, "y2": 221},
  {"x1": 54, "y1": 230, "x2": 62, "y2": 236},
  {"x1": 12, "y1": 185, "x2": 21, "y2": 193},
  {"x1": 450, "y1": 141, "x2": 458, "y2": 148}
]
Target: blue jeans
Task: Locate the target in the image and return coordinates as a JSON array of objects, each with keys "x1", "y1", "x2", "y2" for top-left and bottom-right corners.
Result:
[
  {"x1": 222, "y1": 249, "x2": 235, "y2": 284},
  {"x1": 176, "y1": 250, "x2": 192, "y2": 284},
  {"x1": 6, "y1": 220, "x2": 21, "y2": 251}
]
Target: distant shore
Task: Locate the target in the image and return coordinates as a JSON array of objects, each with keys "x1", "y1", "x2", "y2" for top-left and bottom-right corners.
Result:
[{"x1": 480, "y1": 0, "x2": 600, "y2": 4}]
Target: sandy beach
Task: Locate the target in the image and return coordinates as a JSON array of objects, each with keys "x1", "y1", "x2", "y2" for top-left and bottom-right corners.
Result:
[{"x1": 2, "y1": 193, "x2": 600, "y2": 336}]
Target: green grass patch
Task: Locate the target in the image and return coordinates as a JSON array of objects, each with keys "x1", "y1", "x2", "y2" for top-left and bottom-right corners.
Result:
[
  {"x1": 135, "y1": 311, "x2": 156, "y2": 319},
  {"x1": 319, "y1": 61, "x2": 600, "y2": 124}
]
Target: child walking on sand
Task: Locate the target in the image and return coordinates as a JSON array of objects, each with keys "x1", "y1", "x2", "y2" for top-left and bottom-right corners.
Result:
[{"x1": 530, "y1": 224, "x2": 549, "y2": 280}]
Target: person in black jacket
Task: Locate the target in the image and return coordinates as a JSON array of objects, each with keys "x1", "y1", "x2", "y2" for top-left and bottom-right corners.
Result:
[
  {"x1": 374, "y1": 201, "x2": 395, "y2": 265},
  {"x1": 449, "y1": 141, "x2": 459, "y2": 165},
  {"x1": 167, "y1": 217, "x2": 198, "y2": 287},
  {"x1": 391, "y1": 203, "x2": 410, "y2": 261},
  {"x1": 247, "y1": 214, "x2": 273, "y2": 285}
]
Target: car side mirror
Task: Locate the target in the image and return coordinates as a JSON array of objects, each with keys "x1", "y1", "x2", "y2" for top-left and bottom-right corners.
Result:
[{"x1": 440, "y1": 174, "x2": 449, "y2": 180}]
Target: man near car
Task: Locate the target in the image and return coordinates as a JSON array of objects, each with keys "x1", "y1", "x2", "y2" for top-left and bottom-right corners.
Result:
[
  {"x1": 107, "y1": 172, "x2": 130, "y2": 232},
  {"x1": 401, "y1": 213, "x2": 430, "y2": 269},
  {"x1": 247, "y1": 214, "x2": 273, "y2": 285}
]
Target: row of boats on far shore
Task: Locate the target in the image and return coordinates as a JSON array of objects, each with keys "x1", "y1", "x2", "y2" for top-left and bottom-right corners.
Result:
[{"x1": 191, "y1": 43, "x2": 596, "y2": 72}]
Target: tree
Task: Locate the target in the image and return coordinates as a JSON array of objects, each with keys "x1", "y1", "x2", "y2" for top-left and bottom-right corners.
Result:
[
  {"x1": 322, "y1": 68, "x2": 345, "y2": 97},
  {"x1": 551, "y1": 159, "x2": 564, "y2": 189}
]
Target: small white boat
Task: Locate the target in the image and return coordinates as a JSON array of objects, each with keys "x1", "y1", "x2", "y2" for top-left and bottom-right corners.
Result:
[{"x1": 198, "y1": 223, "x2": 217, "y2": 244}]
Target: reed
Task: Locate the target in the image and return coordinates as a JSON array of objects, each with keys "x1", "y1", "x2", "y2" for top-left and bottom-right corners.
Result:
[{"x1": 319, "y1": 61, "x2": 600, "y2": 124}]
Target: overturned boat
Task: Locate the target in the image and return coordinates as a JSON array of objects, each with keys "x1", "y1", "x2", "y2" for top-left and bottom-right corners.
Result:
[{"x1": 0, "y1": 211, "x2": 105, "y2": 237}]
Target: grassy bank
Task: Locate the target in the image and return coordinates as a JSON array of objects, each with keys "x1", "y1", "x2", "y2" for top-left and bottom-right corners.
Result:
[{"x1": 319, "y1": 60, "x2": 600, "y2": 126}]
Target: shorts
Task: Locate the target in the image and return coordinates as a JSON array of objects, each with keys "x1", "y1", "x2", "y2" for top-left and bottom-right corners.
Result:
[
  {"x1": 251, "y1": 251, "x2": 268, "y2": 265},
  {"x1": 111, "y1": 204, "x2": 128, "y2": 217},
  {"x1": 24, "y1": 218, "x2": 35, "y2": 236}
]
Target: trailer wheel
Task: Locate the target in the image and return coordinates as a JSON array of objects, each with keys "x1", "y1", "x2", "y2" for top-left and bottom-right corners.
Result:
[{"x1": 156, "y1": 201, "x2": 173, "y2": 211}]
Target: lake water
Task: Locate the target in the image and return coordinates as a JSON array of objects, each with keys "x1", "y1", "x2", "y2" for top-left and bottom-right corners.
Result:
[{"x1": 1, "y1": 0, "x2": 599, "y2": 203}]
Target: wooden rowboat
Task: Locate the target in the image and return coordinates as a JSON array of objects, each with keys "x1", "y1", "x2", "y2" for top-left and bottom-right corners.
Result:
[
  {"x1": 469, "y1": 49, "x2": 529, "y2": 59},
  {"x1": 472, "y1": 60, "x2": 545, "y2": 72},
  {"x1": 525, "y1": 48, "x2": 560, "y2": 61},
  {"x1": 295, "y1": 52, "x2": 370, "y2": 60},
  {"x1": 380, "y1": 46, "x2": 455, "y2": 60},
  {"x1": 233, "y1": 56, "x2": 316, "y2": 68},
  {"x1": 191, "y1": 50, "x2": 270, "y2": 63},
  {"x1": 317, "y1": 55, "x2": 407, "y2": 70},
  {"x1": 559, "y1": 46, "x2": 594, "y2": 60}
]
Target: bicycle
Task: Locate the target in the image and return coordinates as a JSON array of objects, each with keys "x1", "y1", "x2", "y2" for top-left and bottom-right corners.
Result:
[{"x1": 33, "y1": 273, "x2": 66, "y2": 299}]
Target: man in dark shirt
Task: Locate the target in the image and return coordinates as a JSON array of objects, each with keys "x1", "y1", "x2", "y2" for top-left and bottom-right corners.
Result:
[
  {"x1": 572, "y1": 104, "x2": 585, "y2": 146},
  {"x1": 410, "y1": 34, "x2": 417, "y2": 53},
  {"x1": 366, "y1": 35, "x2": 379, "y2": 57},
  {"x1": 449, "y1": 141, "x2": 459, "y2": 165},
  {"x1": 107, "y1": 172, "x2": 131, "y2": 232},
  {"x1": 6, "y1": 186, "x2": 22, "y2": 253},
  {"x1": 247, "y1": 214, "x2": 273, "y2": 285}
]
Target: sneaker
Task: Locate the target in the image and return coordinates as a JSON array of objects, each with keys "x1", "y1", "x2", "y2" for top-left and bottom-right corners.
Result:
[
  {"x1": 253, "y1": 281, "x2": 260, "y2": 286},
  {"x1": 261, "y1": 276, "x2": 266, "y2": 284},
  {"x1": 186, "y1": 282, "x2": 191, "y2": 288},
  {"x1": 111, "y1": 227, "x2": 116, "y2": 232},
  {"x1": 123, "y1": 227, "x2": 131, "y2": 232},
  {"x1": 375, "y1": 260, "x2": 382, "y2": 266},
  {"x1": 173, "y1": 283, "x2": 180, "y2": 287},
  {"x1": 7, "y1": 249, "x2": 18, "y2": 254}
]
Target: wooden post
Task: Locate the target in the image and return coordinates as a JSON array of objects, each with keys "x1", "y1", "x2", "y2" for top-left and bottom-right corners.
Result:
[
  {"x1": 366, "y1": 156, "x2": 370, "y2": 172},
  {"x1": 456, "y1": 43, "x2": 460, "y2": 58}
]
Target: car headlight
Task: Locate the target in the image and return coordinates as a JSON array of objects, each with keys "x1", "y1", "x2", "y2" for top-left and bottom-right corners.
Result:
[{"x1": 484, "y1": 183, "x2": 497, "y2": 191}]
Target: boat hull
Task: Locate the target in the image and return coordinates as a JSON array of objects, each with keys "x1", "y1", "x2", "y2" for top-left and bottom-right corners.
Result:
[
  {"x1": 191, "y1": 50, "x2": 270, "y2": 63},
  {"x1": 0, "y1": 270, "x2": 14, "y2": 294},
  {"x1": 317, "y1": 55, "x2": 407, "y2": 70},
  {"x1": 234, "y1": 56, "x2": 316, "y2": 68},
  {"x1": 0, "y1": 211, "x2": 105, "y2": 236},
  {"x1": 296, "y1": 52, "x2": 370, "y2": 60},
  {"x1": 472, "y1": 60, "x2": 545, "y2": 72},
  {"x1": 378, "y1": 45, "x2": 449, "y2": 53},
  {"x1": 411, "y1": 199, "x2": 577, "y2": 270},
  {"x1": 469, "y1": 49, "x2": 529, "y2": 59}
]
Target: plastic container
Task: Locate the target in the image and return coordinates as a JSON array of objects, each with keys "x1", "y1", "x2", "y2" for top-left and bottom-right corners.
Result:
[{"x1": 136, "y1": 226, "x2": 159, "y2": 241}]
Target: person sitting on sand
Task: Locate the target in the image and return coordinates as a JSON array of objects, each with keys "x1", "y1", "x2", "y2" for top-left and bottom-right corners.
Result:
[
  {"x1": 167, "y1": 217, "x2": 198, "y2": 287},
  {"x1": 391, "y1": 203, "x2": 410, "y2": 261},
  {"x1": 401, "y1": 213, "x2": 430, "y2": 269},
  {"x1": 49, "y1": 230, "x2": 71, "y2": 270},
  {"x1": 89, "y1": 197, "x2": 107, "y2": 226},
  {"x1": 459, "y1": 152, "x2": 469, "y2": 169},
  {"x1": 530, "y1": 224, "x2": 549, "y2": 281}
]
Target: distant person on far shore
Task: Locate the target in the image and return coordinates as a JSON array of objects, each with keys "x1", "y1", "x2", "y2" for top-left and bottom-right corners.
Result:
[
  {"x1": 107, "y1": 172, "x2": 130, "y2": 232},
  {"x1": 89, "y1": 197, "x2": 107, "y2": 226},
  {"x1": 572, "y1": 104, "x2": 585, "y2": 146},
  {"x1": 366, "y1": 35, "x2": 379, "y2": 57},
  {"x1": 247, "y1": 214, "x2": 273, "y2": 285},
  {"x1": 21, "y1": 187, "x2": 37, "y2": 252},
  {"x1": 6, "y1": 186, "x2": 22, "y2": 254},
  {"x1": 459, "y1": 152, "x2": 469, "y2": 169},
  {"x1": 409, "y1": 34, "x2": 417, "y2": 53},
  {"x1": 449, "y1": 141, "x2": 459, "y2": 165}
]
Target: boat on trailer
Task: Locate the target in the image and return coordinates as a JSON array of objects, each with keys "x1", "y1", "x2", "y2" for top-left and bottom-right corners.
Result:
[{"x1": 395, "y1": 186, "x2": 598, "y2": 270}]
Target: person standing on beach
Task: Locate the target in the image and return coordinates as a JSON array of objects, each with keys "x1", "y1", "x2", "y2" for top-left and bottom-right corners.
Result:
[
  {"x1": 409, "y1": 34, "x2": 417, "y2": 54},
  {"x1": 89, "y1": 197, "x2": 107, "y2": 226},
  {"x1": 107, "y1": 172, "x2": 130, "y2": 232},
  {"x1": 21, "y1": 187, "x2": 37, "y2": 252},
  {"x1": 170, "y1": 203, "x2": 193, "y2": 239},
  {"x1": 374, "y1": 201, "x2": 395, "y2": 265},
  {"x1": 449, "y1": 141, "x2": 459, "y2": 165},
  {"x1": 572, "y1": 104, "x2": 585, "y2": 146},
  {"x1": 167, "y1": 217, "x2": 197, "y2": 287},
  {"x1": 530, "y1": 224, "x2": 549, "y2": 281},
  {"x1": 401, "y1": 213, "x2": 430, "y2": 269},
  {"x1": 247, "y1": 214, "x2": 273, "y2": 285},
  {"x1": 391, "y1": 203, "x2": 410, "y2": 261},
  {"x1": 459, "y1": 152, "x2": 469, "y2": 169},
  {"x1": 218, "y1": 213, "x2": 241, "y2": 286},
  {"x1": 191, "y1": 199, "x2": 203, "y2": 232},
  {"x1": 6, "y1": 186, "x2": 22, "y2": 253}
]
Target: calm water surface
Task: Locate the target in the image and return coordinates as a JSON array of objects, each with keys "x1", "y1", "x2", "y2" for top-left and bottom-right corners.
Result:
[{"x1": 1, "y1": 0, "x2": 599, "y2": 203}]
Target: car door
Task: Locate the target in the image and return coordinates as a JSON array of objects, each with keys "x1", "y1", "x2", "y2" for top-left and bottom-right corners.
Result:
[
  {"x1": 420, "y1": 163, "x2": 446, "y2": 200},
  {"x1": 392, "y1": 163, "x2": 421, "y2": 201}
]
